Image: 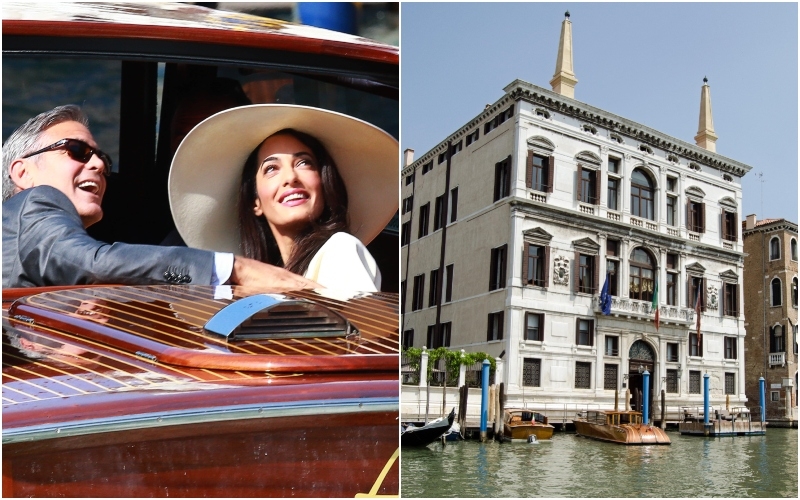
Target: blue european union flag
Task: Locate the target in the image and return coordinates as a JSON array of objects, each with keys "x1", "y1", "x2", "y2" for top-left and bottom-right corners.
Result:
[{"x1": 599, "y1": 272, "x2": 611, "y2": 315}]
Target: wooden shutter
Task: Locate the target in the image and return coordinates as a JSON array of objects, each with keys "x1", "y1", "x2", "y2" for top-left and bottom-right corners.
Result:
[
  {"x1": 576, "y1": 164, "x2": 583, "y2": 201},
  {"x1": 543, "y1": 246, "x2": 551, "y2": 288},
  {"x1": 720, "y1": 209, "x2": 727, "y2": 240},
  {"x1": 720, "y1": 282, "x2": 725, "y2": 315},
  {"x1": 526, "y1": 151, "x2": 533, "y2": 188},
  {"x1": 574, "y1": 251, "x2": 580, "y2": 293},
  {"x1": 592, "y1": 255, "x2": 599, "y2": 294},
  {"x1": 687, "y1": 277, "x2": 691, "y2": 308},
  {"x1": 590, "y1": 320, "x2": 595, "y2": 346},
  {"x1": 547, "y1": 155, "x2": 555, "y2": 193},
  {"x1": 700, "y1": 202, "x2": 706, "y2": 233},
  {"x1": 575, "y1": 318, "x2": 580, "y2": 345},
  {"x1": 594, "y1": 170, "x2": 602, "y2": 205},
  {"x1": 522, "y1": 242, "x2": 530, "y2": 285},
  {"x1": 686, "y1": 200, "x2": 690, "y2": 230},
  {"x1": 701, "y1": 277, "x2": 707, "y2": 311},
  {"x1": 732, "y1": 212, "x2": 738, "y2": 241}
]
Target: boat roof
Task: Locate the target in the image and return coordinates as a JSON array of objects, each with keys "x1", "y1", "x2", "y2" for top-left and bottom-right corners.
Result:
[{"x1": 2, "y1": 1, "x2": 397, "y2": 65}]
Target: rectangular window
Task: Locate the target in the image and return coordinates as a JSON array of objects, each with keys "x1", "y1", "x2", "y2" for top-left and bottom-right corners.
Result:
[
  {"x1": 605, "y1": 335, "x2": 618, "y2": 356},
  {"x1": 428, "y1": 268, "x2": 439, "y2": 308},
  {"x1": 606, "y1": 239, "x2": 619, "y2": 257},
  {"x1": 575, "y1": 361, "x2": 591, "y2": 389},
  {"x1": 401, "y1": 221, "x2": 411, "y2": 246},
  {"x1": 576, "y1": 318, "x2": 594, "y2": 346},
  {"x1": 489, "y1": 244, "x2": 507, "y2": 291},
  {"x1": 608, "y1": 157, "x2": 620, "y2": 174},
  {"x1": 689, "y1": 371, "x2": 701, "y2": 394},
  {"x1": 689, "y1": 332, "x2": 703, "y2": 357},
  {"x1": 525, "y1": 312, "x2": 544, "y2": 341},
  {"x1": 667, "y1": 176, "x2": 677, "y2": 192},
  {"x1": 433, "y1": 194, "x2": 446, "y2": 231},
  {"x1": 667, "y1": 195, "x2": 677, "y2": 227},
  {"x1": 771, "y1": 391, "x2": 780, "y2": 402},
  {"x1": 444, "y1": 264, "x2": 454, "y2": 303},
  {"x1": 412, "y1": 274, "x2": 425, "y2": 311},
  {"x1": 418, "y1": 203, "x2": 430, "y2": 238},
  {"x1": 666, "y1": 272, "x2": 677, "y2": 306},
  {"x1": 438, "y1": 152, "x2": 447, "y2": 164},
  {"x1": 523, "y1": 358, "x2": 541, "y2": 387},
  {"x1": 427, "y1": 324, "x2": 450, "y2": 349},
  {"x1": 688, "y1": 276, "x2": 705, "y2": 309},
  {"x1": 724, "y1": 336, "x2": 737, "y2": 359},
  {"x1": 465, "y1": 129, "x2": 479, "y2": 146},
  {"x1": 578, "y1": 168, "x2": 597, "y2": 204},
  {"x1": 405, "y1": 172, "x2": 415, "y2": 185},
  {"x1": 724, "y1": 283, "x2": 738, "y2": 316},
  {"x1": 603, "y1": 364, "x2": 618, "y2": 390},
  {"x1": 402, "y1": 329, "x2": 414, "y2": 349},
  {"x1": 449, "y1": 187, "x2": 458, "y2": 223},
  {"x1": 578, "y1": 254, "x2": 595, "y2": 293},
  {"x1": 607, "y1": 177, "x2": 619, "y2": 210},
  {"x1": 524, "y1": 243, "x2": 546, "y2": 287},
  {"x1": 667, "y1": 253, "x2": 678, "y2": 269},
  {"x1": 401, "y1": 195, "x2": 413, "y2": 214},
  {"x1": 724, "y1": 372, "x2": 735, "y2": 395},
  {"x1": 451, "y1": 140, "x2": 463, "y2": 156},
  {"x1": 441, "y1": 322, "x2": 452, "y2": 347},
  {"x1": 494, "y1": 156, "x2": 511, "y2": 201},
  {"x1": 722, "y1": 211, "x2": 738, "y2": 242},
  {"x1": 421, "y1": 161, "x2": 433, "y2": 175},
  {"x1": 607, "y1": 259, "x2": 619, "y2": 296},
  {"x1": 666, "y1": 369, "x2": 678, "y2": 393},
  {"x1": 667, "y1": 342, "x2": 679, "y2": 362},
  {"x1": 530, "y1": 153, "x2": 549, "y2": 192},
  {"x1": 487, "y1": 311, "x2": 504, "y2": 341},
  {"x1": 687, "y1": 200, "x2": 705, "y2": 233}
]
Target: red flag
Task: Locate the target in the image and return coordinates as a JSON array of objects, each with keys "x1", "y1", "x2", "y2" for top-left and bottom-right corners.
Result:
[{"x1": 694, "y1": 284, "x2": 702, "y2": 350}]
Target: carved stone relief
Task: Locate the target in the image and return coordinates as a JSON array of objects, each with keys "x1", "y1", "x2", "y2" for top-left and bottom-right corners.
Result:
[
  {"x1": 553, "y1": 255, "x2": 570, "y2": 286},
  {"x1": 707, "y1": 284, "x2": 718, "y2": 310}
]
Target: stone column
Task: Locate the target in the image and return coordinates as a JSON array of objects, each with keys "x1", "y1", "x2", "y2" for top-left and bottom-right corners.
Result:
[
  {"x1": 458, "y1": 349, "x2": 467, "y2": 388},
  {"x1": 420, "y1": 347, "x2": 429, "y2": 388}
]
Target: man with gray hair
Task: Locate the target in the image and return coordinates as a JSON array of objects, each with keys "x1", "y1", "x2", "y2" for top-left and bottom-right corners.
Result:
[{"x1": 3, "y1": 104, "x2": 315, "y2": 290}]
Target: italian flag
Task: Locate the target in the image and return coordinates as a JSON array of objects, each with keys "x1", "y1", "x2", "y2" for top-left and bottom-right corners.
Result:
[{"x1": 652, "y1": 279, "x2": 659, "y2": 332}]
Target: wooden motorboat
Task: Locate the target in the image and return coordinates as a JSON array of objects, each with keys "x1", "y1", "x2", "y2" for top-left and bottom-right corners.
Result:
[
  {"x1": 3, "y1": 285, "x2": 399, "y2": 497},
  {"x1": 573, "y1": 410, "x2": 671, "y2": 445},
  {"x1": 401, "y1": 408, "x2": 455, "y2": 447},
  {"x1": 503, "y1": 409, "x2": 555, "y2": 442}
]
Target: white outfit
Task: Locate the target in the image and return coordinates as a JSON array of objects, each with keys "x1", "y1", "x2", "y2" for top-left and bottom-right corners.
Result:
[{"x1": 304, "y1": 232, "x2": 381, "y2": 292}]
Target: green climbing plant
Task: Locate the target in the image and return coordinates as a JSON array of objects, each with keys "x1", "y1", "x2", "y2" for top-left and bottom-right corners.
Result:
[{"x1": 401, "y1": 346, "x2": 496, "y2": 385}]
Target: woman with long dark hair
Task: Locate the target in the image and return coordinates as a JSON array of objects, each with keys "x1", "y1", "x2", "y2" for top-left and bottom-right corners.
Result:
[{"x1": 169, "y1": 105, "x2": 397, "y2": 292}]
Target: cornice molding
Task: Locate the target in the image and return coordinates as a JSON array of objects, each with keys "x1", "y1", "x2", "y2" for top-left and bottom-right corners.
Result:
[{"x1": 504, "y1": 79, "x2": 753, "y2": 177}]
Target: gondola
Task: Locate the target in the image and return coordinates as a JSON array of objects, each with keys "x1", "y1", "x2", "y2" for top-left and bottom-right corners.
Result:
[{"x1": 401, "y1": 408, "x2": 455, "y2": 447}]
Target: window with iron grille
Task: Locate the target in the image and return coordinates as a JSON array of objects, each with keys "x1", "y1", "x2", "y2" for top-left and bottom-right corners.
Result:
[
  {"x1": 689, "y1": 370, "x2": 701, "y2": 394},
  {"x1": 666, "y1": 369, "x2": 678, "y2": 393},
  {"x1": 575, "y1": 361, "x2": 591, "y2": 389},
  {"x1": 603, "y1": 364, "x2": 618, "y2": 390},
  {"x1": 523, "y1": 358, "x2": 541, "y2": 387},
  {"x1": 724, "y1": 372, "x2": 735, "y2": 395}
]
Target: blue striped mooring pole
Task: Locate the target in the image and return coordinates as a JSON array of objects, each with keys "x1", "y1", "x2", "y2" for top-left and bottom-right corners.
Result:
[
  {"x1": 642, "y1": 370, "x2": 650, "y2": 425},
  {"x1": 759, "y1": 377, "x2": 766, "y2": 423},
  {"x1": 703, "y1": 372, "x2": 710, "y2": 431},
  {"x1": 480, "y1": 359, "x2": 489, "y2": 442}
]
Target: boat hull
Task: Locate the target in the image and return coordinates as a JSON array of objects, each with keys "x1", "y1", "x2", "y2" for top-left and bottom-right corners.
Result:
[
  {"x1": 503, "y1": 423, "x2": 555, "y2": 442},
  {"x1": 574, "y1": 420, "x2": 671, "y2": 445}
]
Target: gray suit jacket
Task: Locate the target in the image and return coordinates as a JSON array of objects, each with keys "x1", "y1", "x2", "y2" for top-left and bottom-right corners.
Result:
[{"x1": 3, "y1": 185, "x2": 215, "y2": 288}]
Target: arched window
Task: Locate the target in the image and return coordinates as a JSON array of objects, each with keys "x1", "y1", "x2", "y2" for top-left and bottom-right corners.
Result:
[
  {"x1": 771, "y1": 278, "x2": 782, "y2": 306},
  {"x1": 770, "y1": 324, "x2": 785, "y2": 353},
  {"x1": 792, "y1": 277, "x2": 798, "y2": 308},
  {"x1": 791, "y1": 238, "x2": 797, "y2": 261},
  {"x1": 770, "y1": 237, "x2": 781, "y2": 260},
  {"x1": 630, "y1": 169, "x2": 655, "y2": 221},
  {"x1": 629, "y1": 248, "x2": 655, "y2": 302}
]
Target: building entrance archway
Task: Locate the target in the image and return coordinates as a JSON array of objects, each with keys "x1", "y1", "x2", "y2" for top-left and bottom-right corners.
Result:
[{"x1": 628, "y1": 340, "x2": 655, "y2": 417}]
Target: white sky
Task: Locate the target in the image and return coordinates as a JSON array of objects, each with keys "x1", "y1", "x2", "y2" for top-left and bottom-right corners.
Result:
[{"x1": 400, "y1": 2, "x2": 798, "y2": 222}]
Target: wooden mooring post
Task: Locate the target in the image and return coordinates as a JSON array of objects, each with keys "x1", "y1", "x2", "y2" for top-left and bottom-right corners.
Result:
[{"x1": 660, "y1": 389, "x2": 666, "y2": 429}]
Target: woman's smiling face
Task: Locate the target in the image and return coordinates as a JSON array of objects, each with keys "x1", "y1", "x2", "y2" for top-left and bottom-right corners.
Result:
[{"x1": 252, "y1": 132, "x2": 325, "y2": 239}]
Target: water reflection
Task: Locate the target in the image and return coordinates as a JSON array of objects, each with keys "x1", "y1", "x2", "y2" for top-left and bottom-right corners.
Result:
[{"x1": 401, "y1": 430, "x2": 798, "y2": 498}]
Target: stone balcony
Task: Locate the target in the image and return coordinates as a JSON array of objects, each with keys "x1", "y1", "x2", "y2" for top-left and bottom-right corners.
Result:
[
  {"x1": 592, "y1": 296, "x2": 695, "y2": 325},
  {"x1": 769, "y1": 352, "x2": 786, "y2": 367}
]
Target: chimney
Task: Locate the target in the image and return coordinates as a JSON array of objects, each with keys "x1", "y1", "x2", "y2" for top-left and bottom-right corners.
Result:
[
  {"x1": 550, "y1": 11, "x2": 578, "y2": 98},
  {"x1": 403, "y1": 148, "x2": 415, "y2": 168},
  {"x1": 746, "y1": 214, "x2": 757, "y2": 230},
  {"x1": 694, "y1": 77, "x2": 718, "y2": 152}
]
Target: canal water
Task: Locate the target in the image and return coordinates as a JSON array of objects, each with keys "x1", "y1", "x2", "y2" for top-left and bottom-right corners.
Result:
[{"x1": 401, "y1": 429, "x2": 798, "y2": 497}]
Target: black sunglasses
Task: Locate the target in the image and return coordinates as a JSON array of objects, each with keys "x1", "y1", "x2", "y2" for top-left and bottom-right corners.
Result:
[{"x1": 22, "y1": 138, "x2": 113, "y2": 176}]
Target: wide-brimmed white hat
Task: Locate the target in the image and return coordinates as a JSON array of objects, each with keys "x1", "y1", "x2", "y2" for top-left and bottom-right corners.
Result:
[{"x1": 168, "y1": 104, "x2": 398, "y2": 255}]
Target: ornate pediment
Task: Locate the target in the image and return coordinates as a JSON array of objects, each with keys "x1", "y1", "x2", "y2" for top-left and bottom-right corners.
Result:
[
  {"x1": 719, "y1": 269, "x2": 739, "y2": 282},
  {"x1": 575, "y1": 150, "x2": 602, "y2": 166},
  {"x1": 572, "y1": 237, "x2": 600, "y2": 253},
  {"x1": 527, "y1": 135, "x2": 555, "y2": 152},
  {"x1": 686, "y1": 262, "x2": 706, "y2": 275},
  {"x1": 522, "y1": 227, "x2": 553, "y2": 244},
  {"x1": 719, "y1": 196, "x2": 737, "y2": 210},
  {"x1": 685, "y1": 186, "x2": 706, "y2": 199}
]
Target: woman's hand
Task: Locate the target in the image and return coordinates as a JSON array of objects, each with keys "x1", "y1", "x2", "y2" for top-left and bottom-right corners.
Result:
[{"x1": 230, "y1": 256, "x2": 320, "y2": 291}]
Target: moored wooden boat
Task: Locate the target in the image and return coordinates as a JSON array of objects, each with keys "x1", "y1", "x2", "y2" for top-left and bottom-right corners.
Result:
[
  {"x1": 573, "y1": 410, "x2": 671, "y2": 445},
  {"x1": 503, "y1": 409, "x2": 555, "y2": 442}
]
